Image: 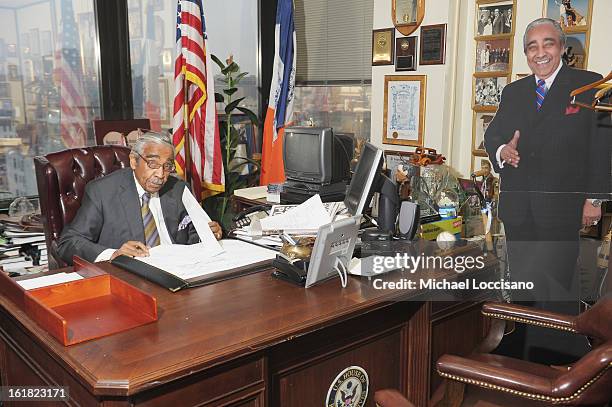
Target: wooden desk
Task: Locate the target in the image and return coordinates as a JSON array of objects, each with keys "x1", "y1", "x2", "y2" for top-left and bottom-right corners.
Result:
[{"x1": 0, "y1": 248, "x2": 498, "y2": 406}]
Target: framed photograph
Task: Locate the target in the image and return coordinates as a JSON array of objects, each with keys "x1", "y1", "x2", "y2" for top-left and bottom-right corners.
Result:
[
  {"x1": 372, "y1": 28, "x2": 395, "y2": 66},
  {"x1": 473, "y1": 75, "x2": 509, "y2": 109},
  {"x1": 383, "y1": 75, "x2": 426, "y2": 147},
  {"x1": 544, "y1": 0, "x2": 592, "y2": 31},
  {"x1": 563, "y1": 32, "x2": 588, "y2": 69},
  {"x1": 472, "y1": 111, "x2": 496, "y2": 154},
  {"x1": 475, "y1": 38, "x2": 511, "y2": 73},
  {"x1": 476, "y1": 1, "x2": 514, "y2": 37},
  {"x1": 395, "y1": 36, "x2": 417, "y2": 71},
  {"x1": 420, "y1": 24, "x2": 446, "y2": 65}
]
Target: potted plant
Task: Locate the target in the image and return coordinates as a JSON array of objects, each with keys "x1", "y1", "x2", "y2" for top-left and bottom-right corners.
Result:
[{"x1": 203, "y1": 55, "x2": 260, "y2": 229}]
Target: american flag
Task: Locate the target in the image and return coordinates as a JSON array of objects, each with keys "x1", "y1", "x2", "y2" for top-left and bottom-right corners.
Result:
[
  {"x1": 172, "y1": 0, "x2": 224, "y2": 200},
  {"x1": 55, "y1": 0, "x2": 88, "y2": 148}
]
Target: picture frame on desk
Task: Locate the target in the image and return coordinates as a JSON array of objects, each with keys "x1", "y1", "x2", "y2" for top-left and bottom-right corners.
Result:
[
  {"x1": 420, "y1": 24, "x2": 446, "y2": 65},
  {"x1": 372, "y1": 28, "x2": 394, "y2": 66},
  {"x1": 384, "y1": 149, "x2": 418, "y2": 181},
  {"x1": 383, "y1": 75, "x2": 426, "y2": 147}
]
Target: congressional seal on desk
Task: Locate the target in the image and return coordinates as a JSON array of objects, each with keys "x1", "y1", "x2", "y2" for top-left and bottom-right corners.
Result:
[{"x1": 326, "y1": 365, "x2": 369, "y2": 407}]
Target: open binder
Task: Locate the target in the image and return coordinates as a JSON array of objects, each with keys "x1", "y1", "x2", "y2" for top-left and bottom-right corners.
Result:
[{"x1": 111, "y1": 240, "x2": 277, "y2": 292}]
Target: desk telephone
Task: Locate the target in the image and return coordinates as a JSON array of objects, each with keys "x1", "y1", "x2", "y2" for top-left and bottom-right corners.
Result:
[{"x1": 231, "y1": 204, "x2": 271, "y2": 229}]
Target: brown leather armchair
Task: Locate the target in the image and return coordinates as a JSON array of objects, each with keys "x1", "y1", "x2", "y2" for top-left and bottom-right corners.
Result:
[
  {"x1": 34, "y1": 146, "x2": 131, "y2": 269},
  {"x1": 93, "y1": 119, "x2": 151, "y2": 146},
  {"x1": 435, "y1": 297, "x2": 612, "y2": 406}
]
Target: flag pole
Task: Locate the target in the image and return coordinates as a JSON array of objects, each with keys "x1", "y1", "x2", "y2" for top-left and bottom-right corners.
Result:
[{"x1": 183, "y1": 74, "x2": 192, "y2": 186}]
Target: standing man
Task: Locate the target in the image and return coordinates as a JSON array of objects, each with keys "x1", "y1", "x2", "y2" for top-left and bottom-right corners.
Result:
[
  {"x1": 484, "y1": 18, "x2": 610, "y2": 302},
  {"x1": 492, "y1": 9, "x2": 504, "y2": 35},
  {"x1": 58, "y1": 131, "x2": 222, "y2": 264}
]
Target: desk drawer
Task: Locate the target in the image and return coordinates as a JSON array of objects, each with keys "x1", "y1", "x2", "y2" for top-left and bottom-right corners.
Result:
[{"x1": 134, "y1": 357, "x2": 264, "y2": 407}]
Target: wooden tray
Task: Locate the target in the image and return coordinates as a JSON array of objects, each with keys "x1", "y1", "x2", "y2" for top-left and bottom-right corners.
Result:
[{"x1": 0, "y1": 257, "x2": 157, "y2": 346}]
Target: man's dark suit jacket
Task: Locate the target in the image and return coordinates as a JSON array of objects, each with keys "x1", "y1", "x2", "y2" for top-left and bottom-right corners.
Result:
[
  {"x1": 58, "y1": 168, "x2": 199, "y2": 264},
  {"x1": 484, "y1": 64, "x2": 611, "y2": 231}
]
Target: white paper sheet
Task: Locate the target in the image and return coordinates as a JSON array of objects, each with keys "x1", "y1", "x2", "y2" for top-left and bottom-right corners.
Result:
[
  {"x1": 136, "y1": 239, "x2": 277, "y2": 280},
  {"x1": 259, "y1": 194, "x2": 331, "y2": 233},
  {"x1": 181, "y1": 187, "x2": 223, "y2": 255},
  {"x1": 17, "y1": 272, "x2": 83, "y2": 290},
  {"x1": 234, "y1": 185, "x2": 267, "y2": 200}
]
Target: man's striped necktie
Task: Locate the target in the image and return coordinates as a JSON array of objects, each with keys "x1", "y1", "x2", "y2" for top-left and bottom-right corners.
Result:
[
  {"x1": 141, "y1": 192, "x2": 160, "y2": 247},
  {"x1": 536, "y1": 79, "x2": 547, "y2": 110}
]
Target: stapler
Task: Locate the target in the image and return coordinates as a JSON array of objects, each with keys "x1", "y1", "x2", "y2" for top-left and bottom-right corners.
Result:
[{"x1": 271, "y1": 255, "x2": 308, "y2": 287}]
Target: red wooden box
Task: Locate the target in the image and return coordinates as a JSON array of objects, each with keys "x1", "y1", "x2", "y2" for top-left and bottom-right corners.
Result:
[{"x1": 0, "y1": 257, "x2": 157, "y2": 346}]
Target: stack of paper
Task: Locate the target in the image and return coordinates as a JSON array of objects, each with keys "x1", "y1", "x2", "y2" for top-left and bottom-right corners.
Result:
[
  {"x1": 259, "y1": 195, "x2": 332, "y2": 234},
  {"x1": 1, "y1": 217, "x2": 48, "y2": 274}
]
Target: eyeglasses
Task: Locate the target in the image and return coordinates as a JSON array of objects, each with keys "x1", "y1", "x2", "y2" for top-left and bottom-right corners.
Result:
[{"x1": 134, "y1": 151, "x2": 176, "y2": 173}]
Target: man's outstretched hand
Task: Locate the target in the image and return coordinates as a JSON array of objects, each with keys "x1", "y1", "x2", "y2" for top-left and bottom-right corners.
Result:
[{"x1": 500, "y1": 130, "x2": 520, "y2": 168}]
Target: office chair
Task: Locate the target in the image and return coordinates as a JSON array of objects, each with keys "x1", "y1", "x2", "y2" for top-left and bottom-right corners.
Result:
[
  {"x1": 34, "y1": 146, "x2": 132, "y2": 269},
  {"x1": 93, "y1": 119, "x2": 151, "y2": 146},
  {"x1": 375, "y1": 296, "x2": 612, "y2": 406}
]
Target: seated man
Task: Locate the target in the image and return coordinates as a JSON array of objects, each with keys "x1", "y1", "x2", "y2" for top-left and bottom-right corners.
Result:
[{"x1": 58, "y1": 131, "x2": 222, "y2": 264}]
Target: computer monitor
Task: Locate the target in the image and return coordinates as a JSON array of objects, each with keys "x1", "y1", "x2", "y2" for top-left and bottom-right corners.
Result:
[
  {"x1": 344, "y1": 142, "x2": 384, "y2": 216},
  {"x1": 283, "y1": 127, "x2": 352, "y2": 185}
]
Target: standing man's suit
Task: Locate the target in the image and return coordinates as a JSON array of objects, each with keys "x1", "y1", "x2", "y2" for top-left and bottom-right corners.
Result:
[
  {"x1": 58, "y1": 168, "x2": 199, "y2": 264},
  {"x1": 485, "y1": 64, "x2": 610, "y2": 298}
]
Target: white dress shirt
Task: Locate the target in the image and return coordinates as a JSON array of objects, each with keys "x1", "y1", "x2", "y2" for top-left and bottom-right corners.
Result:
[
  {"x1": 95, "y1": 174, "x2": 172, "y2": 262},
  {"x1": 495, "y1": 62, "x2": 564, "y2": 168}
]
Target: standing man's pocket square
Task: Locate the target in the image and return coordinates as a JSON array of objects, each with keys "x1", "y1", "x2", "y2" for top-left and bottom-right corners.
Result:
[
  {"x1": 178, "y1": 215, "x2": 192, "y2": 231},
  {"x1": 565, "y1": 105, "x2": 580, "y2": 115}
]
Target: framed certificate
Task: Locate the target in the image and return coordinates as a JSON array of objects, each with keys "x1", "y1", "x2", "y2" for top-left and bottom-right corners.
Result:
[{"x1": 383, "y1": 75, "x2": 426, "y2": 147}]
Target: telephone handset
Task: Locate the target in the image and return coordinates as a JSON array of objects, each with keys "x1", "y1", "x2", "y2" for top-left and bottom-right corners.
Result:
[{"x1": 232, "y1": 204, "x2": 271, "y2": 229}]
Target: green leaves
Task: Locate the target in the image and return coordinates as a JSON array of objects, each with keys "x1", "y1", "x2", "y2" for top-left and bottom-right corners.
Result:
[
  {"x1": 223, "y1": 87, "x2": 238, "y2": 96},
  {"x1": 225, "y1": 97, "x2": 245, "y2": 114},
  {"x1": 203, "y1": 55, "x2": 260, "y2": 228},
  {"x1": 221, "y1": 62, "x2": 239, "y2": 76},
  {"x1": 236, "y1": 107, "x2": 259, "y2": 126},
  {"x1": 211, "y1": 54, "x2": 225, "y2": 71}
]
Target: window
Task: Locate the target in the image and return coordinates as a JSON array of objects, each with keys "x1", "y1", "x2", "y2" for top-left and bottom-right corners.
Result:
[
  {"x1": 293, "y1": 0, "x2": 372, "y2": 139},
  {"x1": 128, "y1": 0, "x2": 260, "y2": 133},
  {"x1": 0, "y1": 0, "x2": 101, "y2": 202}
]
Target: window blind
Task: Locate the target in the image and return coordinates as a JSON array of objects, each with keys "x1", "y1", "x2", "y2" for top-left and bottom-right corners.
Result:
[{"x1": 294, "y1": 0, "x2": 373, "y2": 84}]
